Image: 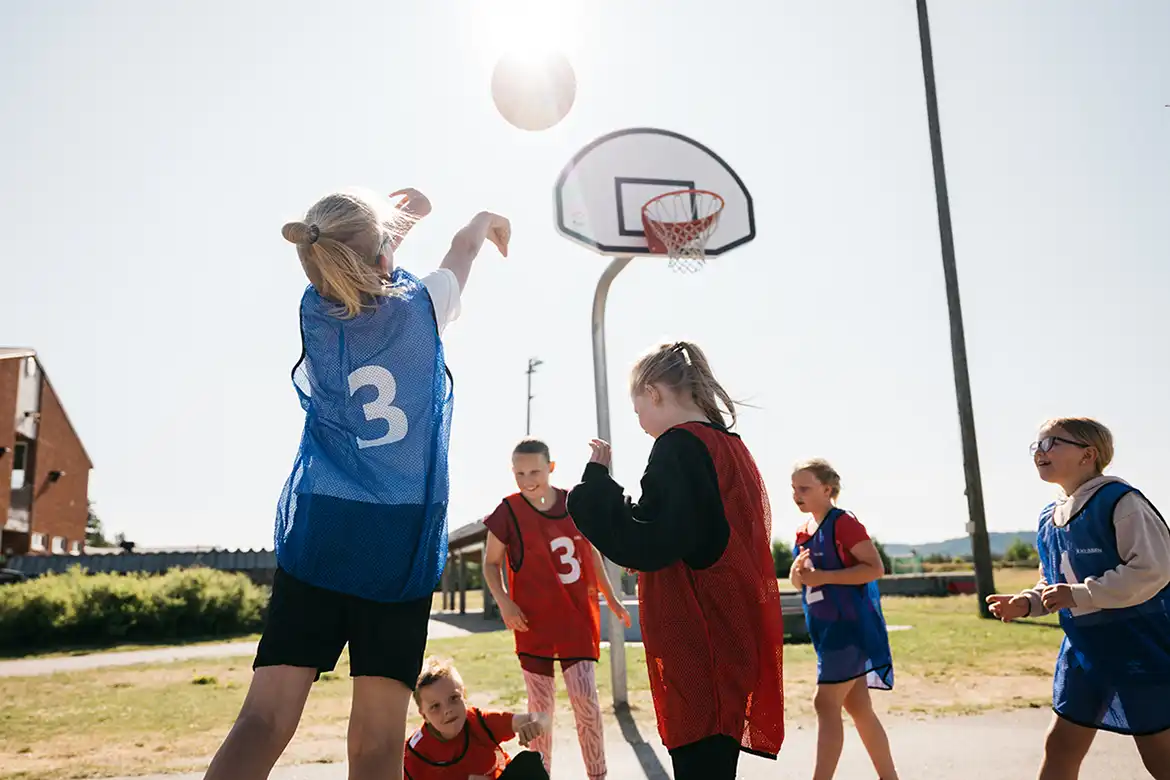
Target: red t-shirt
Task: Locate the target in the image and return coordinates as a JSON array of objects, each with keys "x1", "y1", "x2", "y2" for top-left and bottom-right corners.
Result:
[
  {"x1": 795, "y1": 510, "x2": 871, "y2": 567},
  {"x1": 484, "y1": 490, "x2": 569, "y2": 561},
  {"x1": 404, "y1": 708, "x2": 515, "y2": 780}
]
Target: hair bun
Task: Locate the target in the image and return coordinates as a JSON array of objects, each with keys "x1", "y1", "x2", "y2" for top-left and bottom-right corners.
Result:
[{"x1": 282, "y1": 221, "x2": 320, "y2": 245}]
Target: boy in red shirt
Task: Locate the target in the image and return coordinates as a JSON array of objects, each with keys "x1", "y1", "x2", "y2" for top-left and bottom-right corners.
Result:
[
  {"x1": 482, "y1": 438, "x2": 630, "y2": 780},
  {"x1": 404, "y1": 657, "x2": 550, "y2": 780}
]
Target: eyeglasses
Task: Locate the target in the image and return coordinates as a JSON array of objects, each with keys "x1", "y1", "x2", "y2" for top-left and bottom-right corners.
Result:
[{"x1": 1029, "y1": 436, "x2": 1089, "y2": 456}]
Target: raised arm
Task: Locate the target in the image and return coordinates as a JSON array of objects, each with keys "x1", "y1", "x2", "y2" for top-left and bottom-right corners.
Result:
[
  {"x1": 566, "y1": 429, "x2": 725, "y2": 572},
  {"x1": 440, "y1": 211, "x2": 510, "y2": 291},
  {"x1": 384, "y1": 188, "x2": 432, "y2": 252}
]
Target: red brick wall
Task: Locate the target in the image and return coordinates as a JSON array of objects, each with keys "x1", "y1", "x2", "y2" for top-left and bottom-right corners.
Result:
[
  {"x1": 28, "y1": 377, "x2": 92, "y2": 554},
  {"x1": 0, "y1": 359, "x2": 17, "y2": 543}
]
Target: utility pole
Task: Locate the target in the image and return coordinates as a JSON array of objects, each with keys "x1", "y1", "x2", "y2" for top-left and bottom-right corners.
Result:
[
  {"x1": 915, "y1": 0, "x2": 996, "y2": 617},
  {"x1": 525, "y1": 358, "x2": 543, "y2": 435}
]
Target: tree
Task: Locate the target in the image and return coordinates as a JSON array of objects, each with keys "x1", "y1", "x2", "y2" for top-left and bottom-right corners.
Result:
[
  {"x1": 85, "y1": 502, "x2": 112, "y2": 547},
  {"x1": 872, "y1": 539, "x2": 892, "y2": 574},
  {"x1": 771, "y1": 540, "x2": 794, "y2": 579},
  {"x1": 1004, "y1": 538, "x2": 1038, "y2": 563}
]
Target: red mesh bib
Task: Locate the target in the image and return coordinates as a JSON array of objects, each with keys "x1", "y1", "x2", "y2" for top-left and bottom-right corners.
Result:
[
  {"x1": 639, "y1": 423, "x2": 785, "y2": 756},
  {"x1": 504, "y1": 493, "x2": 601, "y2": 661}
]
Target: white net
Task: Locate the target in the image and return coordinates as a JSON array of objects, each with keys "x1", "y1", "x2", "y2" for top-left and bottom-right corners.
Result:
[{"x1": 641, "y1": 190, "x2": 725, "y2": 274}]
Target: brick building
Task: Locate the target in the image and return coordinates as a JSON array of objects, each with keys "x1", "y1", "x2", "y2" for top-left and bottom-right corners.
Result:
[{"x1": 0, "y1": 349, "x2": 92, "y2": 557}]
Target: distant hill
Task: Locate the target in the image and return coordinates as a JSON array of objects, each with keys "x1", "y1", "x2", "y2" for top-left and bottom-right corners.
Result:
[{"x1": 882, "y1": 531, "x2": 1034, "y2": 559}]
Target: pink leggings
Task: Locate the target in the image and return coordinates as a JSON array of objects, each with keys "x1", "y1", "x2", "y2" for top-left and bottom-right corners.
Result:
[{"x1": 521, "y1": 660, "x2": 607, "y2": 779}]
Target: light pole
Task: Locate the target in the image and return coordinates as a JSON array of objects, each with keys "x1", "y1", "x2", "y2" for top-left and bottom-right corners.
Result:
[
  {"x1": 915, "y1": 0, "x2": 995, "y2": 616},
  {"x1": 525, "y1": 358, "x2": 543, "y2": 436}
]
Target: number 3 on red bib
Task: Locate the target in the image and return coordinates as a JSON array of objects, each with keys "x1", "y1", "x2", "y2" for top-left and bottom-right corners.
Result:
[{"x1": 550, "y1": 536, "x2": 581, "y2": 584}]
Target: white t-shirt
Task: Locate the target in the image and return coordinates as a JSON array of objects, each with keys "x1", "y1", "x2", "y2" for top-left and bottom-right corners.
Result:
[{"x1": 420, "y1": 268, "x2": 461, "y2": 335}]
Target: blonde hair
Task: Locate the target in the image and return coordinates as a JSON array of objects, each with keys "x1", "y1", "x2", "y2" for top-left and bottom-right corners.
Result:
[
  {"x1": 630, "y1": 341, "x2": 736, "y2": 428},
  {"x1": 1041, "y1": 417, "x2": 1114, "y2": 474},
  {"x1": 281, "y1": 189, "x2": 415, "y2": 319},
  {"x1": 413, "y1": 656, "x2": 464, "y2": 706},
  {"x1": 793, "y1": 458, "x2": 841, "y2": 499}
]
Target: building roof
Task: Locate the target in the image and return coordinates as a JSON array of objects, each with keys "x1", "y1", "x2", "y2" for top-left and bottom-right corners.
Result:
[
  {"x1": 0, "y1": 348, "x2": 93, "y2": 468},
  {"x1": 0, "y1": 347, "x2": 36, "y2": 361},
  {"x1": 449, "y1": 520, "x2": 487, "y2": 551}
]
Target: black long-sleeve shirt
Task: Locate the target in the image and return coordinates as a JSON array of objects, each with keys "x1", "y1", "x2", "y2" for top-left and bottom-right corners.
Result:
[{"x1": 566, "y1": 426, "x2": 731, "y2": 572}]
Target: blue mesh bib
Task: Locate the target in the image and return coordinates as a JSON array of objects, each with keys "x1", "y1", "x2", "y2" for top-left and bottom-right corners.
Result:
[
  {"x1": 274, "y1": 268, "x2": 453, "y2": 602},
  {"x1": 796, "y1": 509, "x2": 894, "y2": 689},
  {"x1": 1038, "y1": 482, "x2": 1170, "y2": 734}
]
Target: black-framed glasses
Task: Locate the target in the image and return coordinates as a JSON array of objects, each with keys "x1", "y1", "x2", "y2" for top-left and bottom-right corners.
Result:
[{"x1": 1029, "y1": 436, "x2": 1089, "y2": 456}]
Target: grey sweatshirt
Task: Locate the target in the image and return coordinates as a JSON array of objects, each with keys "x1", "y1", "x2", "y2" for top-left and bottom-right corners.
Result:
[{"x1": 1023, "y1": 475, "x2": 1170, "y2": 616}]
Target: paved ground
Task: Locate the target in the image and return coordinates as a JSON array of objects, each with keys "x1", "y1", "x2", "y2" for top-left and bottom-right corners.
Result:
[
  {"x1": 98, "y1": 708, "x2": 1147, "y2": 780},
  {"x1": 3, "y1": 622, "x2": 1151, "y2": 779}
]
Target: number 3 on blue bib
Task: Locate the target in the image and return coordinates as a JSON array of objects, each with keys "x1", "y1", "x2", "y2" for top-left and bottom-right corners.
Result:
[{"x1": 348, "y1": 365, "x2": 408, "y2": 448}]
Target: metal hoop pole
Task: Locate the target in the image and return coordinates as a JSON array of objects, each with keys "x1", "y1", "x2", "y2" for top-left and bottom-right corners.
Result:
[{"x1": 591, "y1": 256, "x2": 632, "y2": 709}]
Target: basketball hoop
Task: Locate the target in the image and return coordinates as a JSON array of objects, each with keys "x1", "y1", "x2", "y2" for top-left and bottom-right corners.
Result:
[{"x1": 641, "y1": 190, "x2": 725, "y2": 273}]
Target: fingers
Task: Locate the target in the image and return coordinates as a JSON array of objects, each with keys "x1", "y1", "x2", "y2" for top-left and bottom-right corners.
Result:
[
  {"x1": 588, "y1": 439, "x2": 612, "y2": 466},
  {"x1": 482, "y1": 214, "x2": 510, "y2": 257},
  {"x1": 490, "y1": 227, "x2": 509, "y2": 257},
  {"x1": 1040, "y1": 586, "x2": 1063, "y2": 610},
  {"x1": 388, "y1": 188, "x2": 432, "y2": 216}
]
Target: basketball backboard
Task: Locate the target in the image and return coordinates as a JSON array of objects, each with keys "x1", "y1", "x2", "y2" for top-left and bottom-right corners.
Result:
[{"x1": 554, "y1": 127, "x2": 755, "y2": 258}]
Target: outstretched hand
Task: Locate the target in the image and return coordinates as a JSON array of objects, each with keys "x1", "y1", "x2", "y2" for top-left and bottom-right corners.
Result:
[
  {"x1": 389, "y1": 188, "x2": 432, "y2": 219},
  {"x1": 477, "y1": 211, "x2": 510, "y2": 257},
  {"x1": 1041, "y1": 583, "x2": 1076, "y2": 612},
  {"x1": 517, "y1": 712, "x2": 551, "y2": 746},
  {"x1": 588, "y1": 439, "x2": 612, "y2": 470},
  {"x1": 985, "y1": 593, "x2": 1030, "y2": 622}
]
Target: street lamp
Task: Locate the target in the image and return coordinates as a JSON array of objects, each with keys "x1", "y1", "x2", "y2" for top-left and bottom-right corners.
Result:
[{"x1": 526, "y1": 358, "x2": 543, "y2": 435}]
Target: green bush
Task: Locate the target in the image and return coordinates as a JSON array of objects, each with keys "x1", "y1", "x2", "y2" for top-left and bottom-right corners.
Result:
[
  {"x1": 1004, "y1": 538, "x2": 1039, "y2": 563},
  {"x1": 0, "y1": 565, "x2": 267, "y2": 651},
  {"x1": 772, "y1": 540, "x2": 794, "y2": 578}
]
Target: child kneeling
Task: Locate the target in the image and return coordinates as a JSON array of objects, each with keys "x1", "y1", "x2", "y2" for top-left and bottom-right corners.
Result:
[{"x1": 405, "y1": 657, "x2": 551, "y2": 780}]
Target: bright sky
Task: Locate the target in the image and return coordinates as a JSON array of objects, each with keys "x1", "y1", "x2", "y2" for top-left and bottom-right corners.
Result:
[{"x1": 2, "y1": 1, "x2": 1167, "y2": 551}]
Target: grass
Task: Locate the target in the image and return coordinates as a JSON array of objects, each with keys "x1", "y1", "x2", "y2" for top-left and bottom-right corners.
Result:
[{"x1": 1, "y1": 569, "x2": 1063, "y2": 780}]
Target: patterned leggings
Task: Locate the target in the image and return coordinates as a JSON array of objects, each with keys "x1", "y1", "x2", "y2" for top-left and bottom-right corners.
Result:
[{"x1": 521, "y1": 660, "x2": 606, "y2": 779}]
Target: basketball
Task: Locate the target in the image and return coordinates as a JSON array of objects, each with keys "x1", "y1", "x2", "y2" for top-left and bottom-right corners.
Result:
[{"x1": 491, "y1": 51, "x2": 576, "y2": 132}]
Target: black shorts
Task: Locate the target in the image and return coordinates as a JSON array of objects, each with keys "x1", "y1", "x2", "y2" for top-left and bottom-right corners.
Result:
[
  {"x1": 254, "y1": 567, "x2": 431, "y2": 686},
  {"x1": 669, "y1": 735, "x2": 741, "y2": 780},
  {"x1": 500, "y1": 751, "x2": 550, "y2": 779}
]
